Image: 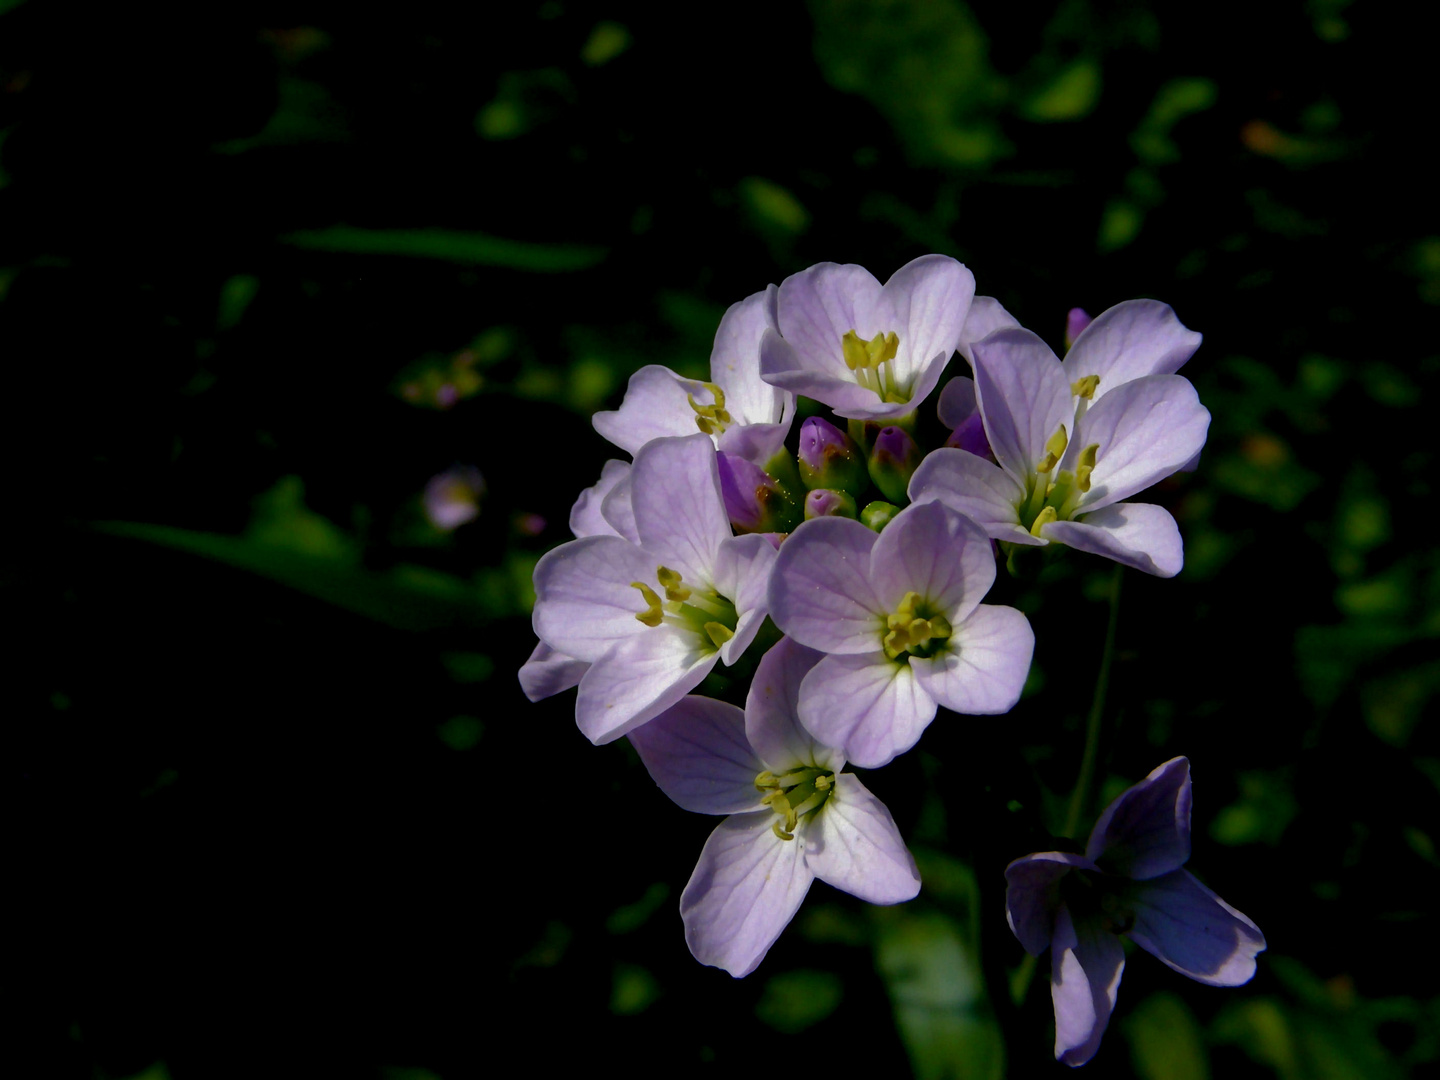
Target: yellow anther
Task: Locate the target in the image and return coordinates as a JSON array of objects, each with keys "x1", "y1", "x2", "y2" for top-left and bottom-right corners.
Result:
[
  {"x1": 773, "y1": 820, "x2": 795, "y2": 841},
  {"x1": 815, "y1": 774, "x2": 832, "y2": 791},
  {"x1": 656, "y1": 565, "x2": 690, "y2": 602},
  {"x1": 1036, "y1": 425, "x2": 1069, "y2": 473},
  {"x1": 631, "y1": 582, "x2": 664, "y2": 626},
  {"x1": 755, "y1": 771, "x2": 778, "y2": 791},
  {"x1": 841, "y1": 329, "x2": 900, "y2": 370},
  {"x1": 1076, "y1": 443, "x2": 1099, "y2": 493},
  {"x1": 694, "y1": 416, "x2": 715, "y2": 435},
  {"x1": 705, "y1": 622, "x2": 735, "y2": 649},
  {"x1": 1070, "y1": 374, "x2": 1100, "y2": 399},
  {"x1": 688, "y1": 382, "x2": 730, "y2": 435},
  {"x1": 1029, "y1": 505, "x2": 1057, "y2": 537},
  {"x1": 928, "y1": 614, "x2": 952, "y2": 639}
]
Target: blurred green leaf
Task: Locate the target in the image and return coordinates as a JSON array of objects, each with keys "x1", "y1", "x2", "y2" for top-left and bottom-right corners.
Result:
[
  {"x1": 874, "y1": 908, "x2": 1004, "y2": 1080},
  {"x1": 1020, "y1": 57, "x2": 1101, "y2": 122},
  {"x1": 1211, "y1": 770, "x2": 1298, "y2": 846},
  {"x1": 605, "y1": 882, "x2": 670, "y2": 935},
  {"x1": 436, "y1": 715, "x2": 483, "y2": 751},
  {"x1": 1362, "y1": 661, "x2": 1440, "y2": 747},
  {"x1": 214, "y1": 77, "x2": 351, "y2": 152},
  {"x1": 1295, "y1": 620, "x2": 1418, "y2": 709},
  {"x1": 756, "y1": 969, "x2": 844, "y2": 1033},
  {"x1": 610, "y1": 964, "x2": 661, "y2": 1015},
  {"x1": 581, "y1": 21, "x2": 631, "y2": 66},
  {"x1": 1125, "y1": 991, "x2": 1209, "y2": 1080},
  {"x1": 740, "y1": 176, "x2": 810, "y2": 235},
  {"x1": 283, "y1": 226, "x2": 606, "y2": 272},
  {"x1": 1131, "y1": 78, "x2": 1217, "y2": 165},
  {"x1": 217, "y1": 274, "x2": 259, "y2": 332},
  {"x1": 440, "y1": 651, "x2": 494, "y2": 684}
]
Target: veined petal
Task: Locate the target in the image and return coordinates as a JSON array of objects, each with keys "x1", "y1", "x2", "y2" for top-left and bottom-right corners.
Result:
[
  {"x1": 910, "y1": 603, "x2": 1034, "y2": 715},
  {"x1": 1124, "y1": 869, "x2": 1266, "y2": 986},
  {"x1": 870, "y1": 501, "x2": 996, "y2": 624},
  {"x1": 574, "y1": 626, "x2": 716, "y2": 744},
  {"x1": 882, "y1": 254, "x2": 974, "y2": 386},
  {"x1": 570, "y1": 459, "x2": 631, "y2": 539},
  {"x1": 769, "y1": 516, "x2": 885, "y2": 653},
  {"x1": 908, "y1": 447, "x2": 1038, "y2": 546},
  {"x1": 1071, "y1": 375, "x2": 1210, "y2": 513},
  {"x1": 745, "y1": 636, "x2": 835, "y2": 772},
  {"x1": 972, "y1": 329, "x2": 1074, "y2": 486},
  {"x1": 798, "y1": 652, "x2": 937, "y2": 769},
  {"x1": 592, "y1": 365, "x2": 700, "y2": 455},
  {"x1": 631, "y1": 434, "x2": 731, "y2": 585},
  {"x1": 759, "y1": 331, "x2": 906, "y2": 419},
  {"x1": 681, "y1": 812, "x2": 815, "y2": 978},
  {"x1": 717, "y1": 421, "x2": 790, "y2": 468},
  {"x1": 1004, "y1": 852, "x2": 1097, "y2": 957},
  {"x1": 936, "y1": 375, "x2": 978, "y2": 429},
  {"x1": 1051, "y1": 905, "x2": 1125, "y2": 1067},
  {"x1": 1086, "y1": 756, "x2": 1192, "y2": 878},
  {"x1": 1062, "y1": 299, "x2": 1202, "y2": 400},
  {"x1": 599, "y1": 467, "x2": 640, "y2": 544},
  {"x1": 807, "y1": 773, "x2": 920, "y2": 904},
  {"x1": 628, "y1": 696, "x2": 766, "y2": 815},
  {"x1": 775, "y1": 262, "x2": 889, "y2": 380},
  {"x1": 714, "y1": 533, "x2": 778, "y2": 666},
  {"x1": 518, "y1": 641, "x2": 588, "y2": 702},
  {"x1": 711, "y1": 285, "x2": 792, "y2": 428},
  {"x1": 1043, "y1": 503, "x2": 1183, "y2": 578},
  {"x1": 532, "y1": 535, "x2": 656, "y2": 662},
  {"x1": 956, "y1": 295, "x2": 1021, "y2": 363}
]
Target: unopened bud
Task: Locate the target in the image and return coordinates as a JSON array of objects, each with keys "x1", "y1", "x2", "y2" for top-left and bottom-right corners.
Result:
[
  {"x1": 798, "y1": 417, "x2": 867, "y2": 492},
  {"x1": 860, "y1": 500, "x2": 900, "y2": 533},
  {"x1": 804, "y1": 488, "x2": 858, "y2": 521},
  {"x1": 717, "y1": 452, "x2": 803, "y2": 534},
  {"x1": 867, "y1": 425, "x2": 922, "y2": 504},
  {"x1": 1065, "y1": 308, "x2": 1093, "y2": 350}
]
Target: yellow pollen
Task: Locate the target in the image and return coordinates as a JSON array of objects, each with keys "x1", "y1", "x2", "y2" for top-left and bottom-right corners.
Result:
[
  {"x1": 705, "y1": 622, "x2": 734, "y2": 649},
  {"x1": 841, "y1": 329, "x2": 900, "y2": 371},
  {"x1": 630, "y1": 582, "x2": 664, "y2": 626},
  {"x1": 656, "y1": 565, "x2": 690, "y2": 602},
  {"x1": 1076, "y1": 443, "x2": 1100, "y2": 493},
  {"x1": 688, "y1": 382, "x2": 731, "y2": 436},
  {"x1": 1070, "y1": 374, "x2": 1100, "y2": 399},
  {"x1": 1029, "y1": 505, "x2": 1058, "y2": 537},
  {"x1": 1036, "y1": 425, "x2": 1069, "y2": 473}
]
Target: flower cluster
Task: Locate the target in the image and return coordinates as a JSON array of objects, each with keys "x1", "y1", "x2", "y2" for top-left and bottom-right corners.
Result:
[{"x1": 520, "y1": 255, "x2": 1259, "y2": 1065}]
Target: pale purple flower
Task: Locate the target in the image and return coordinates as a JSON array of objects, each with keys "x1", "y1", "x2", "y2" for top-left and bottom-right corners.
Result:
[
  {"x1": 592, "y1": 286, "x2": 796, "y2": 465},
  {"x1": 767, "y1": 500, "x2": 1034, "y2": 768},
  {"x1": 758, "y1": 255, "x2": 975, "y2": 421},
  {"x1": 909, "y1": 314, "x2": 1210, "y2": 577},
  {"x1": 1005, "y1": 757, "x2": 1266, "y2": 1067},
  {"x1": 530, "y1": 434, "x2": 775, "y2": 743},
  {"x1": 936, "y1": 375, "x2": 992, "y2": 459},
  {"x1": 1065, "y1": 308, "x2": 1094, "y2": 349},
  {"x1": 629, "y1": 637, "x2": 920, "y2": 977},
  {"x1": 422, "y1": 465, "x2": 485, "y2": 530}
]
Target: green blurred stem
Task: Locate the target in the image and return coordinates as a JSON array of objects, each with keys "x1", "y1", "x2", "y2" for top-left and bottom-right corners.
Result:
[{"x1": 1063, "y1": 563, "x2": 1124, "y2": 840}]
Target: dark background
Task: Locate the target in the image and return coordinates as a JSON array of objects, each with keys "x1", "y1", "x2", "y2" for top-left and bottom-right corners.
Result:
[{"x1": 5, "y1": 1, "x2": 1436, "y2": 1077}]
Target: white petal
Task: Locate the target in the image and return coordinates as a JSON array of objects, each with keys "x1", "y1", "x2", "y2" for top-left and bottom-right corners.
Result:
[
  {"x1": 882, "y1": 254, "x2": 974, "y2": 385},
  {"x1": 570, "y1": 459, "x2": 630, "y2": 539},
  {"x1": 1062, "y1": 299, "x2": 1202, "y2": 401},
  {"x1": 869, "y1": 501, "x2": 996, "y2": 624},
  {"x1": 908, "y1": 447, "x2": 1039, "y2": 546},
  {"x1": 628, "y1": 696, "x2": 766, "y2": 814},
  {"x1": 681, "y1": 813, "x2": 815, "y2": 978},
  {"x1": 744, "y1": 637, "x2": 835, "y2": 771},
  {"x1": 775, "y1": 262, "x2": 888, "y2": 381},
  {"x1": 1071, "y1": 374, "x2": 1210, "y2": 513},
  {"x1": 574, "y1": 626, "x2": 716, "y2": 744},
  {"x1": 1050, "y1": 905, "x2": 1125, "y2": 1066},
  {"x1": 971, "y1": 329, "x2": 1074, "y2": 486},
  {"x1": 591, "y1": 365, "x2": 701, "y2": 455},
  {"x1": 531, "y1": 536, "x2": 654, "y2": 662},
  {"x1": 936, "y1": 375, "x2": 978, "y2": 429},
  {"x1": 798, "y1": 652, "x2": 937, "y2": 769},
  {"x1": 599, "y1": 468, "x2": 640, "y2": 544},
  {"x1": 517, "y1": 641, "x2": 588, "y2": 702},
  {"x1": 910, "y1": 604, "x2": 1034, "y2": 715},
  {"x1": 956, "y1": 295, "x2": 1022, "y2": 363},
  {"x1": 710, "y1": 285, "x2": 792, "y2": 428},
  {"x1": 768, "y1": 516, "x2": 885, "y2": 654},
  {"x1": 631, "y1": 434, "x2": 731, "y2": 585},
  {"x1": 1043, "y1": 503, "x2": 1184, "y2": 577},
  {"x1": 713, "y1": 533, "x2": 777, "y2": 665},
  {"x1": 807, "y1": 773, "x2": 920, "y2": 903}
]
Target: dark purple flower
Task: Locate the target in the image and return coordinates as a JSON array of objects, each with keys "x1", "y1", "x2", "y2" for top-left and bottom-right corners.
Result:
[{"x1": 1005, "y1": 758, "x2": 1266, "y2": 1067}]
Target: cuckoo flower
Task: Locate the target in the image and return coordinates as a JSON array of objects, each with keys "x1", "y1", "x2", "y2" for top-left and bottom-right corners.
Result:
[
  {"x1": 759, "y1": 255, "x2": 974, "y2": 421},
  {"x1": 592, "y1": 286, "x2": 796, "y2": 465},
  {"x1": 909, "y1": 325, "x2": 1210, "y2": 577},
  {"x1": 629, "y1": 637, "x2": 920, "y2": 977},
  {"x1": 530, "y1": 435, "x2": 775, "y2": 742},
  {"x1": 768, "y1": 500, "x2": 1034, "y2": 768},
  {"x1": 1005, "y1": 758, "x2": 1266, "y2": 1067}
]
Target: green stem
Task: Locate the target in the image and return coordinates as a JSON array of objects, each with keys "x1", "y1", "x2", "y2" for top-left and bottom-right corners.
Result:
[{"x1": 1063, "y1": 562, "x2": 1123, "y2": 841}]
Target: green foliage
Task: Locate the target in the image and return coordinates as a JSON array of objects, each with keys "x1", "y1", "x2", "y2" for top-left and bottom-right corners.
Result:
[{"x1": 283, "y1": 226, "x2": 607, "y2": 272}]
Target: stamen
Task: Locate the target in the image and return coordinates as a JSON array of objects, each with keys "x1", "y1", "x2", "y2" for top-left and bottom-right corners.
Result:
[
  {"x1": 1029, "y1": 505, "x2": 1057, "y2": 537},
  {"x1": 755, "y1": 771, "x2": 778, "y2": 791},
  {"x1": 1075, "y1": 443, "x2": 1099, "y2": 493},
  {"x1": 773, "y1": 820, "x2": 795, "y2": 841},
  {"x1": 656, "y1": 565, "x2": 690, "y2": 602},
  {"x1": 687, "y1": 382, "x2": 731, "y2": 436},
  {"x1": 841, "y1": 329, "x2": 900, "y2": 371},
  {"x1": 705, "y1": 622, "x2": 735, "y2": 649},
  {"x1": 630, "y1": 582, "x2": 664, "y2": 626},
  {"x1": 1036, "y1": 425, "x2": 1069, "y2": 474},
  {"x1": 1070, "y1": 375, "x2": 1100, "y2": 399}
]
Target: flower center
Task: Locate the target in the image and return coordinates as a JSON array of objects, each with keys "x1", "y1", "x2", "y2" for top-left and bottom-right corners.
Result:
[
  {"x1": 882, "y1": 590, "x2": 953, "y2": 661},
  {"x1": 1061, "y1": 870, "x2": 1135, "y2": 935},
  {"x1": 1018, "y1": 424, "x2": 1101, "y2": 535},
  {"x1": 688, "y1": 382, "x2": 732, "y2": 436},
  {"x1": 630, "y1": 565, "x2": 738, "y2": 650},
  {"x1": 841, "y1": 329, "x2": 909, "y2": 404},
  {"x1": 755, "y1": 766, "x2": 835, "y2": 841}
]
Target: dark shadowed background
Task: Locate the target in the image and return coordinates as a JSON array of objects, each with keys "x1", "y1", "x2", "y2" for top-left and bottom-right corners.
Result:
[{"x1": 5, "y1": 1, "x2": 1437, "y2": 1077}]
